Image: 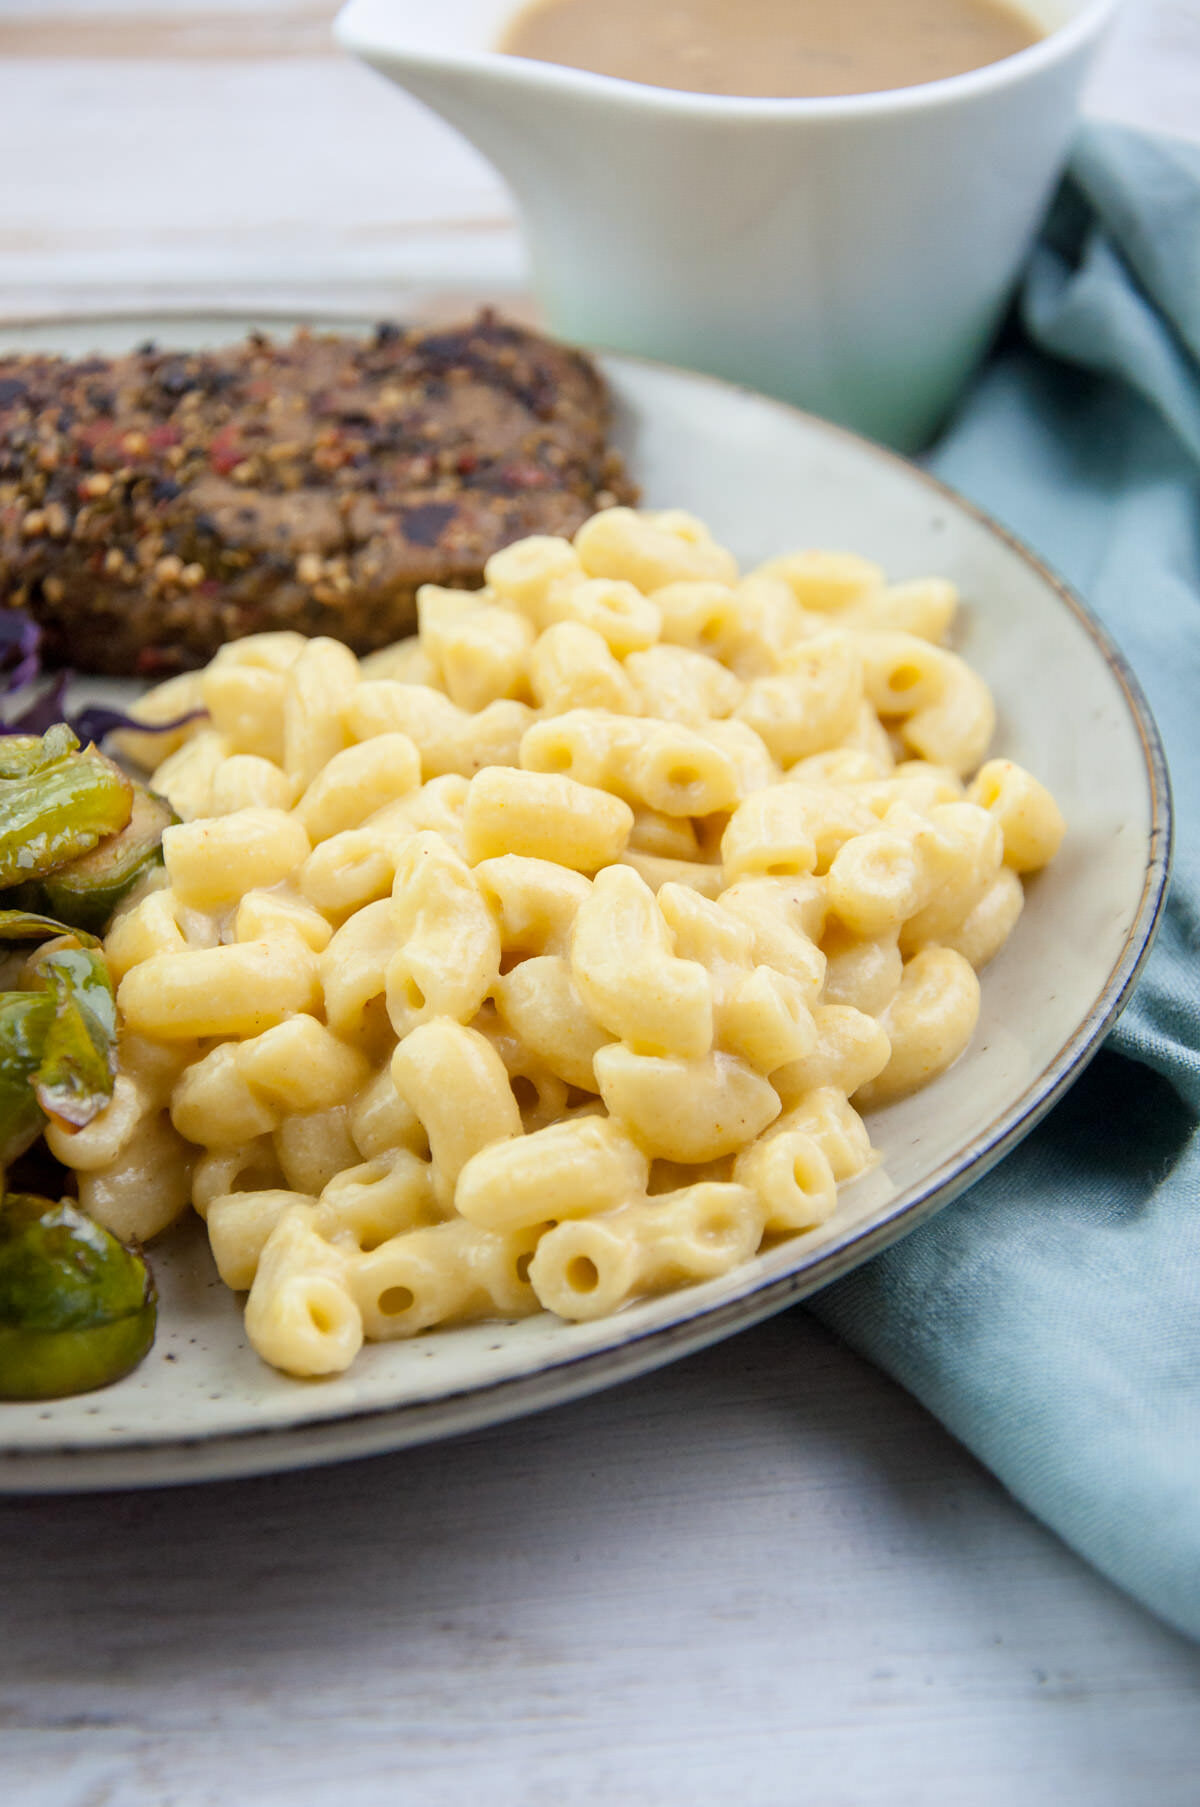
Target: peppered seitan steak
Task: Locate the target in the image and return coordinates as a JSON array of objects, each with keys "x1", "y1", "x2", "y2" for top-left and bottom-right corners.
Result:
[{"x1": 0, "y1": 313, "x2": 636, "y2": 676}]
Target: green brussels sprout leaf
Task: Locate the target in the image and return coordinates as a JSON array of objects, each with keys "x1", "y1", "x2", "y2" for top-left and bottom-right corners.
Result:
[
  {"x1": 30, "y1": 945, "x2": 117, "y2": 1129},
  {"x1": 0, "y1": 742, "x2": 133, "y2": 889},
  {"x1": 0, "y1": 909, "x2": 100, "y2": 948},
  {"x1": 0, "y1": 993, "x2": 55, "y2": 1168}
]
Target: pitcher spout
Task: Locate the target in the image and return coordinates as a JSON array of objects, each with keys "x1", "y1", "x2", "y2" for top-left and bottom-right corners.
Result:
[{"x1": 336, "y1": 0, "x2": 601, "y2": 225}]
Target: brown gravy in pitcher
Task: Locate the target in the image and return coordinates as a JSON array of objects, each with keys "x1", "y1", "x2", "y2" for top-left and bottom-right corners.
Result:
[{"x1": 499, "y1": 0, "x2": 1044, "y2": 99}]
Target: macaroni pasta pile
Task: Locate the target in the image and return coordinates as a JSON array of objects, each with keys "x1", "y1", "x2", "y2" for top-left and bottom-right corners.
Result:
[{"x1": 55, "y1": 509, "x2": 1064, "y2": 1378}]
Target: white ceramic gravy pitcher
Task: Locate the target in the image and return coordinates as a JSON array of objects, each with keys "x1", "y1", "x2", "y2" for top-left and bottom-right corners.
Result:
[{"x1": 335, "y1": 0, "x2": 1118, "y2": 450}]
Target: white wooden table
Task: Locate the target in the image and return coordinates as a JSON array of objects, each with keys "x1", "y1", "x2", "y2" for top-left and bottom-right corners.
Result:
[{"x1": 4, "y1": 5, "x2": 1200, "y2": 1802}]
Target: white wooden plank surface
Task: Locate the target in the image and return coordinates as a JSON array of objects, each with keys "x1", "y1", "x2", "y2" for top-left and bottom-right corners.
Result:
[
  {"x1": 5, "y1": 1315, "x2": 1200, "y2": 1807},
  {"x1": 0, "y1": 0, "x2": 1196, "y2": 319},
  {"x1": 2, "y1": 4, "x2": 1200, "y2": 1801}
]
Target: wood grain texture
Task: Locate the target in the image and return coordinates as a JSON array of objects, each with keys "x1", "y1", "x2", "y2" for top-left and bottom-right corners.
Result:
[
  {"x1": 0, "y1": 0, "x2": 1194, "y2": 318},
  {"x1": 5, "y1": 1314, "x2": 1200, "y2": 1807},
  {"x1": 0, "y1": 5, "x2": 341, "y2": 61},
  {"x1": 2, "y1": 3, "x2": 1200, "y2": 1799}
]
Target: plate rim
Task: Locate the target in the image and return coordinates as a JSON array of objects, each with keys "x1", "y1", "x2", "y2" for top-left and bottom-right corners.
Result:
[{"x1": 0, "y1": 310, "x2": 1173, "y2": 1489}]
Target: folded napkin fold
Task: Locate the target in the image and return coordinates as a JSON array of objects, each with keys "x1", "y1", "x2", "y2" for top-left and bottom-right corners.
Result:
[{"x1": 810, "y1": 121, "x2": 1200, "y2": 1643}]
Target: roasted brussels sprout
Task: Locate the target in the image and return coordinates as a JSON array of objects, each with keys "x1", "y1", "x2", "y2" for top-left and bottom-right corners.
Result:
[
  {"x1": 0, "y1": 992, "x2": 55, "y2": 1168},
  {"x1": 0, "y1": 723, "x2": 170, "y2": 1400},
  {"x1": 0, "y1": 1193, "x2": 156, "y2": 1399},
  {"x1": 3, "y1": 784, "x2": 175, "y2": 936},
  {"x1": 28, "y1": 941, "x2": 118, "y2": 1129},
  {"x1": 0, "y1": 738, "x2": 133, "y2": 888},
  {"x1": 0, "y1": 938, "x2": 117, "y2": 1164}
]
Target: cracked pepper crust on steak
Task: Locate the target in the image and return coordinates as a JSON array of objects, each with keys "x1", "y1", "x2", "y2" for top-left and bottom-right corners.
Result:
[{"x1": 0, "y1": 313, "x2": 638, "y2": 676}]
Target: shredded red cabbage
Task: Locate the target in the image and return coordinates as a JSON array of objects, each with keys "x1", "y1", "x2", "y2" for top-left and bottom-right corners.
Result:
[
  {"x1": 0, "y1": 612, "x2": 204, "y2": 744},
  {"x1": 0, "y1": 613, "x2": 44, "y2": 696}
]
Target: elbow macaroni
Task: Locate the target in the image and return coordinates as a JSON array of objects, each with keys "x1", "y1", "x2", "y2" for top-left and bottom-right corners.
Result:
[{"x1": 88, "y1": 510, "x2": 1063, "y2": 1378}]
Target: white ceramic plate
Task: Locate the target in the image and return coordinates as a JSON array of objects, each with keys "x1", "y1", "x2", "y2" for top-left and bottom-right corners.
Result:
[{"x1": 0, "y1": 314, "x2": 1170, "y2": 1491}]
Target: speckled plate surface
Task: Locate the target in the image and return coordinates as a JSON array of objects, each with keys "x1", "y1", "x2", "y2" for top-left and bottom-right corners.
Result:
[{"x1": 0, "y1": 314, "x2": 1170, "y2": 1491}]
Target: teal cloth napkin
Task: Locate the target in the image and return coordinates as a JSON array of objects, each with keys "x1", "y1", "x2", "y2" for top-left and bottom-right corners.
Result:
[{"x1": 810, "y1": 121, "x2": 1200, "y2": 1643}]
